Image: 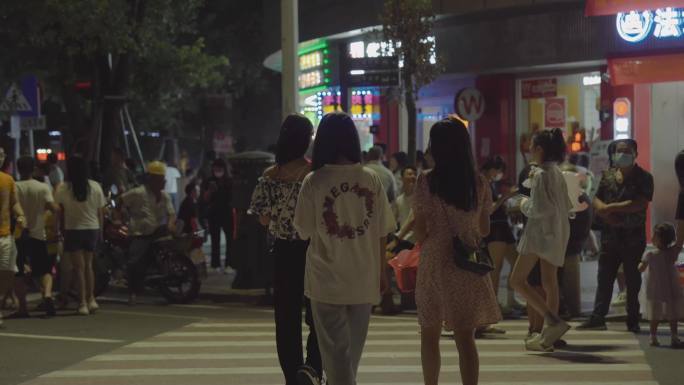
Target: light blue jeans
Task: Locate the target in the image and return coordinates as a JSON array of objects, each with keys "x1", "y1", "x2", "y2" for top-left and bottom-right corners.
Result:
[{"x1": 311, "y1": 302, "x2": 372, "y2": 385}]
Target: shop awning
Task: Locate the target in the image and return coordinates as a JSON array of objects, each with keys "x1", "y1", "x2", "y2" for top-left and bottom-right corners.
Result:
[
  {"x1": 609, "y1": 53, "x2": 684, "y2": 84},
  {"x1": 586, "y1": 0, "x2": 684, "y2": 16}
]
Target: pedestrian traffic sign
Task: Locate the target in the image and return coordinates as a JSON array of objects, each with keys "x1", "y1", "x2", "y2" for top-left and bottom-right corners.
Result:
[{"x1": 0, "y1": 84, "x2": 32, "y2": 112}]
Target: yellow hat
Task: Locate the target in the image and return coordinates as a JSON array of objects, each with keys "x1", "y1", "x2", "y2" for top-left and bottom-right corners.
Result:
[{"x1": 147, "y1": 161, "x2": 167, "y2": 176}]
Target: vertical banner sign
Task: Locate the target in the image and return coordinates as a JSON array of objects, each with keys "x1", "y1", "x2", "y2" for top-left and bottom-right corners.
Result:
[{"x1": 544, "y1": 97, "x2": 566, "y2": 128}]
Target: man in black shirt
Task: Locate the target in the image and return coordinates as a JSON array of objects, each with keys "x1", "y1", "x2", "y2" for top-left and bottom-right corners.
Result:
[{"x1": 578, "y1": 139, "x2": 654, "y2": 332}]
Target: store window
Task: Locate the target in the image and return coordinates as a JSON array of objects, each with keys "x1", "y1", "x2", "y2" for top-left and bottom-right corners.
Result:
[{"x1": 516, "y1": 72, "x2": 602, "y2": 170}]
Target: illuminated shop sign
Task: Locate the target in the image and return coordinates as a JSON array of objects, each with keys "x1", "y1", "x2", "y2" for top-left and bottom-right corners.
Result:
[
  {"x1": 298, "y1": 42, "x2": 332, "y2": 91},
  {"x1": 300, "y1": 51, "x2": 322, "y2": 70},
  {"x1": 617, "y1": 7, "x2": 683, "y2": 42},
  {"x1": 613, "y1": 98, "x2": 632, "y2": 139}
]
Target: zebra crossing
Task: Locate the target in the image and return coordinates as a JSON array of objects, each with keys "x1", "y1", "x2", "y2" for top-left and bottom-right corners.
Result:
[{"x1": 19, "y1": 315, "x2": 658, "y2": 385}]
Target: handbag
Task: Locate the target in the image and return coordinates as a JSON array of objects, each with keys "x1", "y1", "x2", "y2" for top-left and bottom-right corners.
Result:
[{"x1": 440, "y1": 201, "x2": 494, "y2": 276}]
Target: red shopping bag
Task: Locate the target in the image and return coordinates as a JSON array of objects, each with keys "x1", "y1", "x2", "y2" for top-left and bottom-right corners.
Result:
[{"x1": 388, "y1": 245, "x2": 420, "y2": 293}]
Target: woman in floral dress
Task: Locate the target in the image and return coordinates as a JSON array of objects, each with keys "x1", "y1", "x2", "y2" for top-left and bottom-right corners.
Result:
[{"x1": 413, "y1": 118, "x2": 501, "y2": 385}]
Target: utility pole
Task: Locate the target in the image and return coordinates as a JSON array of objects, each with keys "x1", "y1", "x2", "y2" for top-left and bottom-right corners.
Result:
[{"x1": 281, "y1": 0, "x2": 299, "y2": 119}]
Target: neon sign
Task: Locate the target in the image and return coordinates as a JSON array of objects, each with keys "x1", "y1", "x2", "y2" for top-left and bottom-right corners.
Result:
[{"x1": 617, "y1": 7, "x2": 684, "y2": 42}]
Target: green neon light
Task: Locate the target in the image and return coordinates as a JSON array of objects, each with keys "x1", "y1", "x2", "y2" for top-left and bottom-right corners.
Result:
[
  {"x1": 299, "y1": 85, "x2": 328, "y2": 94},
  {"x1": 298, "y1": 41, "x2": 328, "y2": 56}
]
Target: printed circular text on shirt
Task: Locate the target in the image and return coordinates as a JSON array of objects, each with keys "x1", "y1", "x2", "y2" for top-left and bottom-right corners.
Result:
[{"x1": 323, "y1": 182, "x2": 375, "y2": 239}]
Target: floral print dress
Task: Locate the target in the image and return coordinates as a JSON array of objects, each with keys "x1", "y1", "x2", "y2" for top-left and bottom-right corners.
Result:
[{"x1": 413, "y1": 172, "x2": 502, "y2": 331}]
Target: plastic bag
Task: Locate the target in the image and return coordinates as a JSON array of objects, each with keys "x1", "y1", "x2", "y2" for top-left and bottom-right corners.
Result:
[{"x1": 388, "y1": 245, "x2": 420, "y2": 293}]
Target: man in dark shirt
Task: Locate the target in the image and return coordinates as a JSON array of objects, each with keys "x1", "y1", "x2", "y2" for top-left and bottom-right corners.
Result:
[{"x1": 578, "y1": 139, "x2": 654, "y2": 332}]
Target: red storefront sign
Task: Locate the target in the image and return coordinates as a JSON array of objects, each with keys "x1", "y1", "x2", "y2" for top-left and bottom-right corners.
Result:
[
  {"x1": 609, "y1": 53, "x2": 684, "y2": 85},
  {"x1": 545, "y1": 98, "x2": 566, "y2": 128},
  {"x1": 521, "y1": 78, "x2": 557, "y2": 99},
  {"x1": 585, "y1": 0, "x2": 684, "y2": 16}
]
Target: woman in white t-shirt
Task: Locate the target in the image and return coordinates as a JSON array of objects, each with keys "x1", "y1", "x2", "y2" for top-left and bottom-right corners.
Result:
[
  {"x1": 294, "y1": 112, "x2": 395, "y2": 385},
  {"x1": 55, "y1": 156, "x2": 106, "y2": 316}
]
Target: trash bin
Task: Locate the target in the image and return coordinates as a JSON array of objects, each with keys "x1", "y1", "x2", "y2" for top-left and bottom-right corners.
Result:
[{"x1": 228, "y1": 151, "x2": 275, "y2": 290}]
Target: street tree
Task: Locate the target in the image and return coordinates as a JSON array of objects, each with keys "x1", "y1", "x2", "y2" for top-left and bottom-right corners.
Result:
[
  {"x1": 0, "y1": 0, "x2": 228, "y2": 169},
  {"x1": 381, "y1": 0, "x2": 441, "y2": 165}
]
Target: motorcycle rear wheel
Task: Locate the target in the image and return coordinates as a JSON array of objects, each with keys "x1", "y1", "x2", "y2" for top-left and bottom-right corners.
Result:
[{"x1": 158, "y1": 253, "x2": 201, "y2": 304}]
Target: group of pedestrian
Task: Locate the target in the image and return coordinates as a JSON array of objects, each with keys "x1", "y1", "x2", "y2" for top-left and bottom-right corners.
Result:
[
  {"x1": 252, "y1": 111, "x2": 684, "y2": 385},
  {"x1": 0, "y1": 151, "x2": 107, "y2": 322}
]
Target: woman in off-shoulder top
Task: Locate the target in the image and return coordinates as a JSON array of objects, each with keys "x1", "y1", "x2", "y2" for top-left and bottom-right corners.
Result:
[{"x1": 249, "y1": 114, "x2": 322, "y2": 385}]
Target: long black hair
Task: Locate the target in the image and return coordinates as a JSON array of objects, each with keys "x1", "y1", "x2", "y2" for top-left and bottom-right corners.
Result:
[
  {"x1": 311, "y1": 112, "x2": 361, "y2": 171},
  {"x1": 276, "y1": 114, "x2": 313, "y2": 165},
  {"x1": 66, "y1": 155, "x2": 90, "y2": 202},
  {"x1": 427, "y1": 118, "x2": 478, "y2": 211},
  {"x1": 533, "y1": 128, "x2": 566, "y2": 163}
]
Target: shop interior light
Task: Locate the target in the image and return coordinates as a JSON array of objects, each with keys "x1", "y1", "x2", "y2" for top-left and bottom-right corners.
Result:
[
  {"x1": 583, "y1": 75, "x2": 602, "y2": 86},
  {"x1": 48, "y1": 131, "x2": 61, "y2": 137},
  {"x1": 350, "y1": 70, "x2": 365, "y2": 75}
]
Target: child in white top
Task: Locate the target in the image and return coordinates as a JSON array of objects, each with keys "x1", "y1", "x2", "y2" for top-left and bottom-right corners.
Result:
[
  {"x1": 639, "y1": 223, "x2": 684, "y2": 348},
  {"x1": 294, "y1": 112, "x2": 395, "y2": 385}
]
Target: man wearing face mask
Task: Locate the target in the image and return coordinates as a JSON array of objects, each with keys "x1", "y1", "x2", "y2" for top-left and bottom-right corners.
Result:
[
  {"x1": 117, "y1": 161, "x2": 176, "y2": 305},
  {"x1": 578, "y1": 139, "x2": 653, "y2": 333}
]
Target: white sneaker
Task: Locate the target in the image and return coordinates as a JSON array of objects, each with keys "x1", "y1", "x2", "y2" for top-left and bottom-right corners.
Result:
[
  {"x1": 223, "y1": 266, "x2": 236, "y2": 275},
  {"x1": 541, "y1": 320, "x2": 570, "y2": 347},
  {"x1": 214, "y1": 267, "x2": 224, "y2": 275},
  {"x1": 611, "y1": 292, "x2": 627, "y2": 307},
  {"x1": 77, "y1": 304, "x2": 90, "y2": 316},
  {"x1": 88, "y1": 300, "x2": 99, "y2": 313},
  {"x1": 525, "y1": 333, "x2": 553, "y2": 352}
]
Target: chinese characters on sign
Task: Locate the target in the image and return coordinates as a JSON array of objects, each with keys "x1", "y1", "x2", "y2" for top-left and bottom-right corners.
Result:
[
  {"x1": 617, "y1": 7, "x2": 683, "y2": 42},
  {"x1": 521, "y1": 78, "x2": 558, "y2": 99}
]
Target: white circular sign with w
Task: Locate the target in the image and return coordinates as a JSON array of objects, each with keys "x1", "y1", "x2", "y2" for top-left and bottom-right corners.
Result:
[{"x1": 455, "y1": 87, "x2": 485, "y2": 122}]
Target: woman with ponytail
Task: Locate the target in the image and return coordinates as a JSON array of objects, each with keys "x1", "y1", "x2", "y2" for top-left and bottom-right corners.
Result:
[{"x1": 509, "y1": 128, "x2": 573, "y2": 352}]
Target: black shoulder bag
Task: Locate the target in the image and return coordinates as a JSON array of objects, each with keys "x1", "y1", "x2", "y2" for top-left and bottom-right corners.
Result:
[{"x1": 440, "y1": 201, "x2": 494, "y2": 276}]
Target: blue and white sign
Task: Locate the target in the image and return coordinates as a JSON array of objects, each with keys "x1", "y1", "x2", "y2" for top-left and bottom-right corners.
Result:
[{"x1": 617, "y1": 7, "x2": 684, "y2": 43}]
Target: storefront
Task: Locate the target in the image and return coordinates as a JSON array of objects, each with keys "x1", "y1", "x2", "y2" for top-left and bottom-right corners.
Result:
[
  {"x1": 595, "y1": 2, "x2": 684, "y2": 228},
  {"x1": 270, "y1": 37, "x2": 403, "y2": 154}
]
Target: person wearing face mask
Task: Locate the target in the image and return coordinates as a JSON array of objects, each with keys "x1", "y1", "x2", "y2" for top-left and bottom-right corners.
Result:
[
  {"x1": 578, "y1": 139, "x2": 654, "y2": 333},
  {"x1": 202, "y1": 158, "x2": 234, "y2": 274}
]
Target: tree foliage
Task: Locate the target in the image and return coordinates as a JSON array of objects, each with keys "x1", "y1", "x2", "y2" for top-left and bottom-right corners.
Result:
[
  {"x1": 0, "y1": 0, "x2": 229, "y2": 163},
  {"x1": 381, "y1": 0, "x2": 442, "y2": 164}
]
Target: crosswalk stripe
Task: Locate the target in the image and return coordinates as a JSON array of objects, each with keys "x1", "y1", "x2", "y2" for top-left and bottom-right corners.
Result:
[
  {"x1": 185, "y1": 320, "x2": 538, "y2": 328},
  {"x1": 87, "y1": 349, "x2": 647, "y2": 361},
  {"x1": 159, "y1": 329, "x2": 627, "y2": 338},
  {"x1": 127, "y1": 338, "x2": 639, "y2": 348},
  {"x1": 42, "y1": 364, "x2": 652, "y2": 378}
]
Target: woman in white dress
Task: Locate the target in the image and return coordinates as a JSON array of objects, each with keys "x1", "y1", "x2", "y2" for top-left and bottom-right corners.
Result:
[{"x1": 509, "y1": 128, "x2": 573, "y2": 352}]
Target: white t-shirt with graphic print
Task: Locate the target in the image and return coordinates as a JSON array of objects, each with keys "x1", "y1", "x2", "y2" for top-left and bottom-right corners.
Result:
[{"x1": 294, "y1": 164, "x2": 396, "y2": 305}]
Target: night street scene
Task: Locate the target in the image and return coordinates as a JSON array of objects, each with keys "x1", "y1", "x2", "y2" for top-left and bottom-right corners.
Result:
[{"x1": 1, "y1": 1, "x2": 684, "y2": 385}]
